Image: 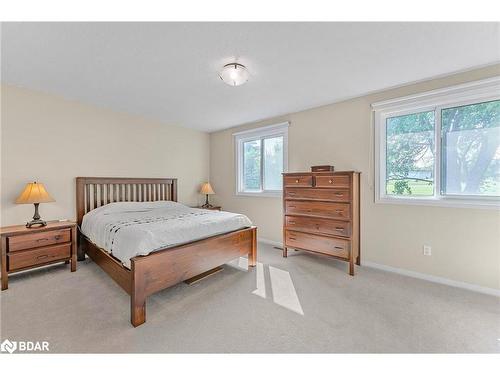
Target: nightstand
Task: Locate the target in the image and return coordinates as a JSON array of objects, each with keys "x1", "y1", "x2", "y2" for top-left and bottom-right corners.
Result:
[
  {"x1": 195, "y1": 206, "x2": 222, "y2": 211},
  {"x1": 0, "y1": 221, "x2": 77, "y2": 290}
]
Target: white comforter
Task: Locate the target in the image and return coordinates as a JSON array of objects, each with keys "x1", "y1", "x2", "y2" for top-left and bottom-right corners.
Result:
[{"x1": 81, "y1": 201, "x2": 252, "y2": 268}]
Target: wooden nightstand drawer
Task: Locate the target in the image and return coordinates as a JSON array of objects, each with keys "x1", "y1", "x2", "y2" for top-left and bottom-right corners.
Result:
[
  {"x1": 8, "y1": 228, "x2": 71, "y2": 252},
  {"x1": 8, "y1": 243, "x2": 71, "y2": 271}
]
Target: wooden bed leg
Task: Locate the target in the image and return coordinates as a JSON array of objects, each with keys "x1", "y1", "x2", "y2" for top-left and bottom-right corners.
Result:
[
  {"x1": 248, "y1": 227, "x2": 257, "y2": 267},
  {"x1": 77, "y1": 233, "x2": 86, "y2": 261},
  {"x1": 131, "y1": 261, "x2": 146, "y2": 327},
  {"x1": 131, "y1": 292, "x2": 146, "y2": 327},
  {"x1": 349, "y1": 259, "x2": 355, "y2": 276},
  {"x1": 283, "y1": 247, "x2": 288, "y2": 258}
]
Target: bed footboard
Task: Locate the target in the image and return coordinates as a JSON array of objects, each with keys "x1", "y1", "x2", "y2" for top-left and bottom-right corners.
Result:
[{"x1": 130, "y1": 226, "x2": 257, "y2": 327}]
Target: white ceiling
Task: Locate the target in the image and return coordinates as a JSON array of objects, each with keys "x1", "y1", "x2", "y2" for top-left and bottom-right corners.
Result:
[{"x1": 2, "y1": 22, "x2": 499, "y2": 132}]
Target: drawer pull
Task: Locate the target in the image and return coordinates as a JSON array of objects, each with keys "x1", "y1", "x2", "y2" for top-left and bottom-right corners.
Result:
[
  {"x1": 335, "y1": 193, "x2": 344, "y2": 197},
  {"x1": 335, "y1": 227, "x2": 345, "y2": 232},
  {"x1": 288, "y1": 221, "x2": 296, "y2": 224},
  {"x1": 289, "y1": 237, "x2": 297, "y2": 240},
  {"x1": 36, "y1": 254, "x2": 49, "y2": 260},
  {"x1": 54, "y1": 235, "x2": 61, "y2": 240},
  {"x1": 36, "y1": 238, "x2": 49, "y2": 242},
  {"x1": 295, "y1": 179, "x2": 299, "y2": 183},
  {"x1": 334, "y1": 246, "x2": 343, "y2": 250},
  {"x1": 335, "y1": 209, "x2": 343, "y2": 214},
  {"x1": 289, "y1": 205, "x2": 296, "y2": 208},
  {"x1": 288, "y1": 192, "x2": 296, "y2": 195},
  {"x1": 329, "y1": 179, "x2": 333, "y2": 184}
]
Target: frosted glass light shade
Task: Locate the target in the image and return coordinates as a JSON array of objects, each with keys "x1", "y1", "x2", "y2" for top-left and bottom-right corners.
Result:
[
  {"x1": 219, "y1": 63, "x2": 249, "y2": 86},
  {"x1": 15, "y1": 182, "x2": 55, "y2": 204}
]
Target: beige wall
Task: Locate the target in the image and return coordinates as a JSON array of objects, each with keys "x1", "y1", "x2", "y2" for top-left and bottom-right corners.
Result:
[
  {"x1": 210, "y1": 64, "x2": 500, "y2": 290},
  {"x1": 1, "y1": 85, "x2": 210, "y2": 226}
]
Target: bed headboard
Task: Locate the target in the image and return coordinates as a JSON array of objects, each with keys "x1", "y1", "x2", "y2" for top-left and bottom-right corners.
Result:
[{"x1": 76, "y1": 177, "x2": 177, "y2": 225}]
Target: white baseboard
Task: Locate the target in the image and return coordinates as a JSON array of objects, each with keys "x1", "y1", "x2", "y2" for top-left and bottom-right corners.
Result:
[
  {"x1": 362, "y1": 261, "x2": 500, "y2": 297},
  {"x1": 257, "y1": 238, "x2": 499, "y2": 297}
]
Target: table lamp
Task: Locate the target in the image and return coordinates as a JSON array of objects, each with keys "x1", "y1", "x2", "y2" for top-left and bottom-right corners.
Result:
[
  {"x1": 15, "y1": 182, "x2": 55, "y2": 228},
  {"x1": 200, "y1": 182, "x2": 215, "y2": 208}
]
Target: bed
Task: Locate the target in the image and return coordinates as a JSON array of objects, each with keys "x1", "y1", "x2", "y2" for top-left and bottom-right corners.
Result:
[{"x1": 76, "y1": 177, "x2": 257, "y2": 327}]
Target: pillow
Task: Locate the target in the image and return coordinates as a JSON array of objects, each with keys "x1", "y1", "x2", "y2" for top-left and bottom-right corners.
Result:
[{"x1": 83, "y1": 200, "x2": 185, "y2": 218}]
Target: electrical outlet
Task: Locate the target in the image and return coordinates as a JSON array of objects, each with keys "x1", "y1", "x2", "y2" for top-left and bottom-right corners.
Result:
[{"x1": 423, "y1": 245, "x2": 432, "y2": 256}]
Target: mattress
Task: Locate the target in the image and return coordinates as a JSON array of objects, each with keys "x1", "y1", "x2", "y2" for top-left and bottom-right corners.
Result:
[{"x1": 80, "y1": 201, "x2": 253, "y2": 268}]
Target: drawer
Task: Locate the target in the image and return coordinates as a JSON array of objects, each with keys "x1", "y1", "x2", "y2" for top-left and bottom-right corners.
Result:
[
  {"x1": 285, "y1": 200, "x2": 351, "y2": 220},
  {"x1": 315, "y1": 175, "x2": 350, "y2": 188},
  {"x1": 8, "y1": 243, "x2": 71, "y2": 271},
  {"x1": 8, "y1": 229, "x2": 71, "y2": 252},
  {"x1": 284, "y1": 175, "x2": 313, "y2": 187},
  {"x1": 285, "y1": 216, "x2": 351, "y2": 237},
  {"x1": 285, "y1": 230, "x2": 350, "y2": 259},
  {"x1": 285, "y1": 188, "x2": 350, "y2": 202}
]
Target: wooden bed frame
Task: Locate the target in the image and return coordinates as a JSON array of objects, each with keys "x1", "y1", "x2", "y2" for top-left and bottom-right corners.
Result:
[{"x1": 76, "y1": 177, "x2": 257, "y2": 327}]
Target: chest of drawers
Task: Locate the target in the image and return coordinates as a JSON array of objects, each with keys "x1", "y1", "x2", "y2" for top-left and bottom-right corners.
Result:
[{"x1": 282, "y1": 171, "x2": 360, "y2": 275}]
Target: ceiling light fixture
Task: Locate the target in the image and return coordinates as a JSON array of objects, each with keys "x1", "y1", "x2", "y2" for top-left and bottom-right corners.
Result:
[{"x1": 219, "y1": 63, "x2": 249, "y2": 87}]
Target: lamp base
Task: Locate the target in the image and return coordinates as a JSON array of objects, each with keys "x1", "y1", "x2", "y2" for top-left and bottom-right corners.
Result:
[
  {"x1": 26, "y1": 219, "x2": 47, "y2": 228},
  {"x1": 201, "y1": 193, "x2": 214, "y2": 209},
  {"x1": 26, "y1": 203, "x2": 47, "y2": 228}
]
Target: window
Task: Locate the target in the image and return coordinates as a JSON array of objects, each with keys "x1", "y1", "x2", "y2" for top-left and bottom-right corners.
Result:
[
  {"x1": 386, "y1": 111, "x2": 435, "y2": 196},
  {"x1": 441, "y1": 101, "x2": 500, "y2": 197},
  {"x1": 234, "y1": 123, "x2": 288, "y2": 196},
  {"x1": 373, "y1": 77, "x2": 500, "y2": 208}
]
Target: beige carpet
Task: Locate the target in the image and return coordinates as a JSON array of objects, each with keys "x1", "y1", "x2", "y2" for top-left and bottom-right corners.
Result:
[{"x1": 1, "y1": 242, "x2": 499, "y2": 353}]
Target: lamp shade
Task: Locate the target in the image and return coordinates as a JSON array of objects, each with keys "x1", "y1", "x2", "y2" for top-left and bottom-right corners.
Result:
[
  {"x1": 200, "y1": 182, "x2": 215, "y2": 195},
  {"x1": 15, "y1": 182, "x2": 55, "y2": 204}
]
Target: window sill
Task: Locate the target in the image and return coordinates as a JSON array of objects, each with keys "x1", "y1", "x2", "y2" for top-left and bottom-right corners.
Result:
[
  {"x1": 236, "y1": 191, "x2": 282, "y2": 198},
  {"x1": 375, "y1": 196, "x2": 500, "y2": 210}
]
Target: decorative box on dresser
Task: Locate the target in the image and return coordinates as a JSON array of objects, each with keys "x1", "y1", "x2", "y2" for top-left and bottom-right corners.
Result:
[
  {"x1": 282, "y1": 171, "x2": 360, "y2": 275},
  {"x1": 0, "y1": 221, "x2": 77, "y2": 290}
]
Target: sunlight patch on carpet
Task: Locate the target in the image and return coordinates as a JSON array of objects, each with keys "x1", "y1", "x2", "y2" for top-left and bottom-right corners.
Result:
[{"x1": 269, "y1": 265, "x2": 304, "y2": 315}]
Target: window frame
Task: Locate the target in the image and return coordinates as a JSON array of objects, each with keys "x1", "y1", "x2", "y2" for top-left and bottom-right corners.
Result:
[
  {"x1": 373, "y1": 76, "x2": 500, "y2": 209},
  {"x1": 234, "y1": 122, "x2": 289, "y2": 197}
]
